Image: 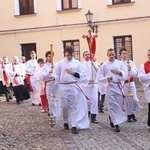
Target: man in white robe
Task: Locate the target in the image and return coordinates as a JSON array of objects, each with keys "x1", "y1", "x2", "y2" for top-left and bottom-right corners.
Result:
[
  {"x1": 40, "y1": 51, "x2": 60, "y2": 118},
  {"x1": 26, "y1": 51, "x2": 41, "y2": 106},
  {"x1": 82, "y1": 51, "x2": 99, "y2": 123},
  {"x1": 120, "y1": 47, "x2": 142, "y2": 122},
  {"x1": 55, "y1": 46, "x2": 90, "y2": 134},
  {"x1": 21, "y1": 56, "x2": 27, "y2": 78},
  {"x1": 0, "y1": 57, "x2": 13, "y2": 101},
  {"x1": 9, "y1": 56, "x2": 25, "y2": 104},
  {"x1": 138, "y1": 49, "x2": 150, "y2": 127},
  {"x1": 97, "y1": 48, "x2": 128, "y2": 132}
]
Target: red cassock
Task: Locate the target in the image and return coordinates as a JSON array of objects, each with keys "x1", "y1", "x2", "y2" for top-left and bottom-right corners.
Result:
[{"x1": 144, "y1": 61, "x2": 150, "y2": 74}]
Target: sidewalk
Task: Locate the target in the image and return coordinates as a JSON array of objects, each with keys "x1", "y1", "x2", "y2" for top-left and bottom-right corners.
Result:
[{"x1": 0, "y1": 82, "x2": 149, "y2": 150}]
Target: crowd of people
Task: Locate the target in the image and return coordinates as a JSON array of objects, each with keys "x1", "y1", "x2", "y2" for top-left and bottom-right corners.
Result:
[{"x1": 0, "y1": 46, "x2": 150, "y2": 134}]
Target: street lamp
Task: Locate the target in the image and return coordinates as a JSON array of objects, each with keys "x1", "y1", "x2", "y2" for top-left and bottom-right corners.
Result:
[{"x1": 85, "y1": 10, "x2": 98, "y2": 33}]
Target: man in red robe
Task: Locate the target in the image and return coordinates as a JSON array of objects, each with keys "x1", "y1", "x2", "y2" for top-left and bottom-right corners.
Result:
[{"x1": 138, "y1": 49, "x2": 150, "y2": 127}]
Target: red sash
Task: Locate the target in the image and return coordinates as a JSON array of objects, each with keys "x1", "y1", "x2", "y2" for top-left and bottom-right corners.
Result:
[
  {"x1": 117, "y1": 83, "x2": 126, "y2": 98},
  {"x1": 125, "y1": 77, "x2": 134, "y2": 83},
  {"x1": 60, "y1": 81, "x2": 89, "y2": 100},
  {"x1": 2, "y1": 63, "x2": 10, "y2": 87},
  {"x1": 144, "y1": 61, "x2": 150, "y2": 74},
  {"x1": 25, "y1": 74, "x2": 33, "y2": 92},
  {"x1": 12, "y1": 63, "x2": 20, "y2": 85},
  {"x1": 75, "y1": 83, "x2": 89, "y2": 100}
]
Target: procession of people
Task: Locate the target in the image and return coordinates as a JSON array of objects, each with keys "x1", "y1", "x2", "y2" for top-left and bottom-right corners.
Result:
[{"x1": 0, "y1": 45, "x2": 150, "y2": 134}]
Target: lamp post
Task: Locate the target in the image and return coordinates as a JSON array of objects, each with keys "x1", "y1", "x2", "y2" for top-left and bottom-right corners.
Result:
[{"x1": 85, "y1": 10, "x2": 98, "y2": 34}]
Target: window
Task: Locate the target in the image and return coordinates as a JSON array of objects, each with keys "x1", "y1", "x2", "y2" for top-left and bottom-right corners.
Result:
[
  {"x1": 19, "y1": 0, "x2": 34, "y2": 15},
  {"x1": 21, "y1": 43, "x2": 36, "y2": 61},
  {"x1": 113, "y1": 0, "x2": 131, "y2": 4},
  {"x1": 107, "y1": 0, "x2": 134, "y2": 5},
  {"x1": 57, "y1": 0, "x2": 81, "y2": 11},
  {"x1": 113, "y1": 35, "x2": 133, "y2": 60},
  {"x1": 62, "y1": 0, "x2": 78, "y2": 10},
  {"x1": 63, "y1": 40, "x2": 80, "y2": 61},
  {"x1": 14, "y1": 0, "x2": 37, "y2": 16}
]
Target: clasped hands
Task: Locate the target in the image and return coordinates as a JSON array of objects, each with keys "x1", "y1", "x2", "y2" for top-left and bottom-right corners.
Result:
[
  {"x1": 49, "y1": 70, "x2": 55, "y2": 81},
  {"x1": 107, "y1": 69, "x2": 122, "y2": 83},
  {"x1": 65, "y1": 68, "x2": 74, "y2": 75}
]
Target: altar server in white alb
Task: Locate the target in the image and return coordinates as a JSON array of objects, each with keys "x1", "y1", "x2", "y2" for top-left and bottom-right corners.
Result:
[
  {"x1": 55, "y1": 46, "x2": 90, "y2": 134},
  {"x1": 138, "y1": 49, "x2": 150, "y2": 127},
  {"x1": 9, "y1": 56, "x2": 25, "y2": 104},
  {"x1": 40, "y1": 51, "x2": 60, "y2": 117},
  {"x1": 34, "y1": 58, "x2": 49, "y2": 112},
  {"x1": 120, "y1": 47, "x2": 142, "y2": 122},
  {"x1": 82, "y1": 51, "x2": 99, "y2": 123},
  {"x1": 0, "y1": 56, "x2": 13, "y2": 102},
  {"x1": 26, "y1": 51, "x2": 41, "y2": 106},
  {"x1": 97, "y1": 48, "x2": 128, "y2": 132}
]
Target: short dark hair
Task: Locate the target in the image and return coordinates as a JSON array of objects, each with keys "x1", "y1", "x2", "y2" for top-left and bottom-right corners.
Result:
[
  {"x1": 107, "y1": 48, "x2": 114, "y2": 54},
  {"x1": 83, "y1": 51, "x2": 89, "y2": 57},
  {"x1": 37, "y1": 58, "x2": 44, "y2": 64},
  {"x1": 30, "y1": 50, "x2": 36, "y2": 55},
  {"x1": 119, "y1": 47, "x2": 127, "y2": 55},
  {"x1": 64, "y1": 46, "x2": 74, "y2": 54},
  {"x1": 45, "y1": 51, "x2": 54, "y2": 58}
]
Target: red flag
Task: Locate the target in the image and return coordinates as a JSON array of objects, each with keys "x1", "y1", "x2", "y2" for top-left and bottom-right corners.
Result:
[{"x1": 86, "y1": 35, "x2": 96, "y2": 60}]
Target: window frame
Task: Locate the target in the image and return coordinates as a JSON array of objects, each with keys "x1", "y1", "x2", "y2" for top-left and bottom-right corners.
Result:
[
  {"x1": 14, "y1": 0, "x2": 37, "y2": 16},
  {"x1": 19, "y1": 0, "x2": 34, "y2": 15},
  {"x1": 61, "y1": 0, "x2": 78, "y2": 10},
  {"x1": 57, "y1": 0, "x2": 81, "y2": 11},
  {"x1": 63, "y1": 40, "x2": 80, "y2": 61},
  {"x1": 107, "y1": 0, "x2": 135, "y2": 6},
  {"x1": 113, "y1": 0, "x2": 131, "y2": 5},
  {"x1": 113, "y1": 35, "x2": 133, "y2": 60}
]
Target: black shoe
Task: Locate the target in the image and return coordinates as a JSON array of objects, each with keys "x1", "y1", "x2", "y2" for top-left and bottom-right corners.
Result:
[
  {"x1": 17, "y1": 101, "x2": 20, "y2": 105},
  {"x1": 131, "y1": 114, "x2": 137, "y2": 122},
  {"x1": 6, "y1": 98, "x2": 9, "y2": 102},
  {"x1": 39, "y1": 103, "x2": 41, "y2": 106},
  {"x1": 32, "y1": 103, "x2": 35, "y2": 106},
  {"x1": 127, "y1": 115, "x2": 132, "y2": 122},
  {"x1": 114, "y1": 125, "x2": 120, "y2": 132},
  {"x1": 9, "y1": 96, "x2": 13, "y2": 100},
  {"x1": 64, "y1": 123, "x2": 69, "y2": 130},
  {"x1": 109, "y1": 116, "x2": 114, "y2": 128},
  {"x1": 71, "y1": 127, "x2": 78, "y2": 134}
]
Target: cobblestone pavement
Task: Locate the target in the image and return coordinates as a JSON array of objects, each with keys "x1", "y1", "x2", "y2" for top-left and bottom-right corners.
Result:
[{"x1": 0, "y1": 82, "x2": 150, "y2": 150}]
